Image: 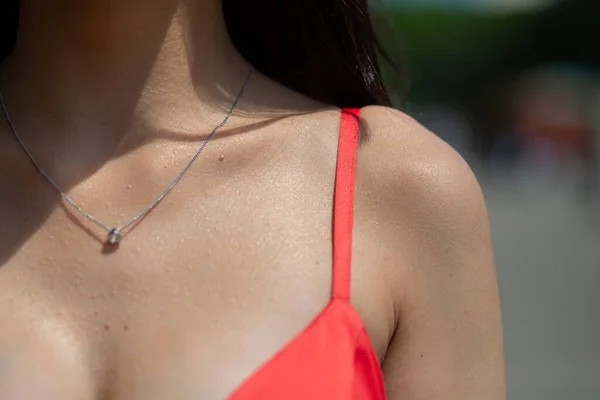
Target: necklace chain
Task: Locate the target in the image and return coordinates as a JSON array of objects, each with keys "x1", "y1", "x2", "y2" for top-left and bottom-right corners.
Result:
[{"x1": 0, "y1": 68, "x2": 253, "y2": 244}]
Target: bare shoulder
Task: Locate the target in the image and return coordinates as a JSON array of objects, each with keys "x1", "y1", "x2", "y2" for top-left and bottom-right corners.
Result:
[
  {"x1": 357, "y1": 105, "x2": 488, "y2": 248},
  {"x1": 356, "y1": 106, "x2": 505, "y2": 398}
]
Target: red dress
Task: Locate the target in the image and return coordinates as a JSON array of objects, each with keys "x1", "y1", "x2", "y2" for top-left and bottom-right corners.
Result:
[{"x1": 228, "y1": 109, "x2": 386, "y2": 399}]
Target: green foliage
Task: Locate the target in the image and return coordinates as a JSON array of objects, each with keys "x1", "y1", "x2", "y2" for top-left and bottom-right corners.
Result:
[{"x1": 380, "y1": 10, "x2": 540, "y2": 100}]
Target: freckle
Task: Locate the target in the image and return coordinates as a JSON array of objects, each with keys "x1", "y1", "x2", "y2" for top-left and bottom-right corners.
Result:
[
  {"x1": 219, "y1": 155, "x2": 225, "y2": 162},
  {"x1": 104, "y1": 323, "x2": 111, "y2": 332},
  {"x1": 93, "y1": 311, "x2": 99, "y2": 316},
  {"x1": 124, "y1": 325, "x2": 129, "y2": 332},
  {"x1": 420, "y1": 354, "x2": 424, "y2": 358}
]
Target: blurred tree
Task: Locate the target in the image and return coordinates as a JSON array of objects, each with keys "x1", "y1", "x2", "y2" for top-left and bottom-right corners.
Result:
[{"x1": 381, "y1": 0, "x2": 600, "y2": 158}]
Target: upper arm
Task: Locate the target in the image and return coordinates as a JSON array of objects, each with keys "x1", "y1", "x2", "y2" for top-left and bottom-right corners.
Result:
[{"x1": 359, "y1": 106, "x2": 506, "y2": 399}]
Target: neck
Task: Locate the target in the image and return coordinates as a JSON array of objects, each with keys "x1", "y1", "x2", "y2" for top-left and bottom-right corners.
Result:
[{"x1": 2, "y1": 0, "x2": 249, "y2": 141}]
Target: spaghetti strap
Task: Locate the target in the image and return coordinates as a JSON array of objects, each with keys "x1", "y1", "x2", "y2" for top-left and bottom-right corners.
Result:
[
  {"x1": 226, "y1": 107, "x2": 385, "y2": 400},
  {"x1": 332, "y1": 108, "x2": 361, "y2": 301}
]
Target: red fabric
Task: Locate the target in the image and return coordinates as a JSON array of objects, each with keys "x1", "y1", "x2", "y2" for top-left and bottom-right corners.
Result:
[{"x1": 228, "y1": 109, "x2": 386, "y2": 400}]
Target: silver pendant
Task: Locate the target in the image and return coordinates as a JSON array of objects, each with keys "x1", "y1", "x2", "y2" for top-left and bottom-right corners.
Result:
[{"x1": 107, "y1": 229, "x2": 122, "y2": 245}]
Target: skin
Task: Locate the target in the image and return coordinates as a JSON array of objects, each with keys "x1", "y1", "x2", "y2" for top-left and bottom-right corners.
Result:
[{"x1": 0, "y1": 0, "x2": 506, "y2": 399}]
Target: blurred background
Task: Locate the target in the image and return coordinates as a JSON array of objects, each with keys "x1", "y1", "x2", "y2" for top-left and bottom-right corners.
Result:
[{"x1": 375, "y1": 0, "x2": 600, "y2": 398}]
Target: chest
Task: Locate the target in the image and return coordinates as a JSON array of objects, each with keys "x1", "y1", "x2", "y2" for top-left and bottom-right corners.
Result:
[{"x1": 0, "y1": 157, "x2": 392, "y2": 399}]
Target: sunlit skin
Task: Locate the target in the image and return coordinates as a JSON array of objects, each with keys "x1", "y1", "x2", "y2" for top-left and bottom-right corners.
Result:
[{"x1": 0, "y1": 1, "x2": 505, "y2": 398}]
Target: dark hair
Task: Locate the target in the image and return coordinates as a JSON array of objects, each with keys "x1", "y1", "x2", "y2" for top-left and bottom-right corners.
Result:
[{"x1": 1, "y1": 0, "x2": 402, "y2": 108}]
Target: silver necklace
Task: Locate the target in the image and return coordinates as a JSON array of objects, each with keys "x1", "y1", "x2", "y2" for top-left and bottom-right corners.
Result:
[{"x1": 0, "y1": 68, "x2": 252, "y2": 245}]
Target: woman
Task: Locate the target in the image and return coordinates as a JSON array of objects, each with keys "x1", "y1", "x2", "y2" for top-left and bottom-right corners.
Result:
[{"x1": 0, "y1": 1, "x2": 505, "y2": 399}]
